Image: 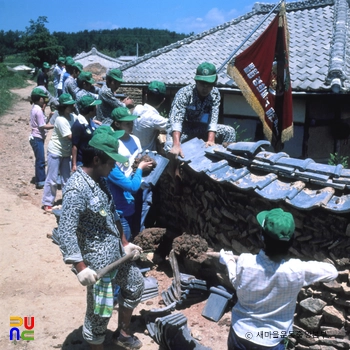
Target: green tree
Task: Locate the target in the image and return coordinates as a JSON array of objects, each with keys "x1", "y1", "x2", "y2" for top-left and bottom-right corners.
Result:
[{"x1": 16, "y1": 16, "x2": 63, "y2": 68}]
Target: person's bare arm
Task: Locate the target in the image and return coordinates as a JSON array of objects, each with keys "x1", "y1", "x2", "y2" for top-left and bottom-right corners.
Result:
[
  {"x1": 71, "y1": 145, "x2": 78, "y2": 172},
  {"x1": 205, "y1": 131, "x2": 216, "y2": 147},
  {"x1": 169, "y1": 131, "x2": 184, "y2": 158}
]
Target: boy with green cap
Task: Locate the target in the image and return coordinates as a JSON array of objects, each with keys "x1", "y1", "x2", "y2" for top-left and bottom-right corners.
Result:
[
  {"x1": 220, "y1": 208, "x2": 338, "y2": 350},
  {"x1": 53, "y1": 57, "x2": 65, "y2": 97},
  {"x1": 71, "y1": 95, "x2": 102, "y2": 172},
  {"x1": 96, "y1": 68, "x2": 134, "y2": 125},
  {"x1": 165, "y1": 61, "x2": 236, "y2": 158},
  {"x1": 57, "y1": 127, "x2": 144, "y2": 350},
  {"x1": 42, "y1": 93, "x2": 77, "y2": 212},
  {"x1": 110, "y1": 106, "x2": 141, "y2": 177},
  {"x1": 132, "y1": 80, "x2": 168, "y2": 152},
  {"x1": 37, "y1": 62, "x2": 50, "y2": 89},
  {"x1": 29, "y1": 87, "x2": 54, "y2": 189},
  {"x1": 63, "y1": 61, "x2": 83, "y2": 99}
]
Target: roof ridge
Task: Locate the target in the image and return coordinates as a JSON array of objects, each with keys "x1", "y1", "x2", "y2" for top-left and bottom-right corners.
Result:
[
  {"x1": 326, "y1": 0, "x2": 348, "y2": 88},
  {"x1": 253, "y1": 0, "x2": 334, "y2": 13},
  {"x1": 74, "y1": 46, "x2": 123, "y2": 64},
  {"x1": 118, "y1": 10, "x2": 276, "y2": 71},
  {"x1": 119, "y1": 0, "x2": 335, "y2": 73}
]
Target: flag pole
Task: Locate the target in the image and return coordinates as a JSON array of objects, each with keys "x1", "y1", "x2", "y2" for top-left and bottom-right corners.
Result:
[{"x1": 217, "y1": 0, "x2": 284, "y2": 74}]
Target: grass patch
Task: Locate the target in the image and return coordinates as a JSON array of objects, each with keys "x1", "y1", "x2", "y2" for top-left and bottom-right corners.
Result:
[{"x1": 0, "y1": 63, "x2": 30, "y2": 117}]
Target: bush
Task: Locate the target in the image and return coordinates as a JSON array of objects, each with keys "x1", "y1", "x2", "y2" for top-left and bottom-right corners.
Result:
[
  {"x1": 328, "y1": 152, "x2": 349, "y2": 168},
  {"x1": 0, "y1": 63, "x2": 29, "y2": 117}
]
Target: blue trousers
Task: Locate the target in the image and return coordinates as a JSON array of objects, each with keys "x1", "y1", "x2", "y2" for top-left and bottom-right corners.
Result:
[{"x1": 29, "y1": 137, "x2": 46, "y2": 186}]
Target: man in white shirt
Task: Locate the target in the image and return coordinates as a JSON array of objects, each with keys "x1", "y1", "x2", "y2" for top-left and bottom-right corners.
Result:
[
  {"x1": 53, "y1": 57, "x2": 65, "y2": 97},
  {"x1": 220, "y1": 208, "x2": 338, "y2": 350},
  {"x1": 132, "y1": 81, "x2": 167, "y2": 153}
]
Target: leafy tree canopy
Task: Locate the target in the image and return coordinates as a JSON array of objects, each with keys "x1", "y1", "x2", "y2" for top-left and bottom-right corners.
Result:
[
  {"x1": 15, "y1": 16, "x2": 63, "y2": 67},
  {"x1": 0, "y1": 17, "x2": 190, "y2": 65}
]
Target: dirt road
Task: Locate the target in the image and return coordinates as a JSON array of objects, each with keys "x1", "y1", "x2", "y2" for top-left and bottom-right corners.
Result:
[{"x1": 0, "y1": 83, "x2": 230, "y2": 349}]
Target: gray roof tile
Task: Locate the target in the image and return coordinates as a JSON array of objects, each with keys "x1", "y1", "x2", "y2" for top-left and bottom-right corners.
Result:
[
  {"x1": 120, "y1": 0, "x2": 348, "y2": 92},
  {"x1": 178, "y1": 137, "x2": 350, "y2": 213}
]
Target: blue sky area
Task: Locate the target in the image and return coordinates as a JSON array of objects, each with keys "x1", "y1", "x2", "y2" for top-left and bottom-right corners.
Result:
[{"x1": 0, "y1": 0, "x2": 279, "y2": 34}]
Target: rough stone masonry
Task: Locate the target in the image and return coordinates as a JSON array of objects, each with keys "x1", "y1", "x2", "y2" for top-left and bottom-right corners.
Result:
[{"x1": 152, "y1": 162, "x2": 350, "y2": 349}]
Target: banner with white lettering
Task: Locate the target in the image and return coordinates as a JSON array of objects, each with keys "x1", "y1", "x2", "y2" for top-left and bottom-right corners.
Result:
[{"x1": 227, "y1": 2, "x2": 293, "y2": 150}]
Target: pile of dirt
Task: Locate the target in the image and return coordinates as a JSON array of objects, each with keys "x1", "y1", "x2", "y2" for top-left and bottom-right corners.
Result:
[
  {"x1": 84, "y1": 62, "x2": 107, "y2": 82},
  {"x1": 133, "y1": 227, "x2": 166, "y2": 251},
  {"x1": 172, "y1": 233, "x2": 209, "y2": 262}
]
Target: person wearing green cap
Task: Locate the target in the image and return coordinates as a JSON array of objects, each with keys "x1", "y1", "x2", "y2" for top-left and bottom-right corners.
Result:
[
  {"x1": 132, "y1": 81, "x2": 168, "y2": 152},
  {"x1": 61, "y1": 56, "x2": 74, "y2": 88},
  {"x1": 63, "y1": 62, "x2": 83, "y2": 100},
  {"x1": 131, "y1": 81, "x2": 168, "y2": 233},
  {"x1": 42, "y1": 93, "x2": 77, "y2": 212},
  {"x1": 219, "y1": 208, "x2": 338, "y2": 350},
  {"x1": 165, "y1": 61, "x2": 236, "y2": 158},
  {"x1": 75, "y1": 71, "x2": 100, "y2": 114},
  {"x1": 110, "y1": 106, "x2": 141, "y2": 177},
  {"x1": 53, "y1": 57, "x2": 65, "y2": 97},
  {"x1": 37, "y1": 62, "x2": 51, "y2": 89},
  {"x1": 71, "y1": 95, "x2": 102, "y2": 172},
  {"x1": 29, "y1": 87, "x2": 54, "y2": 189},
  {"x1": 96, "y1": 68, "x2": 134, "y2": 125},
  {"x1": 56, "y1": 127, "x2": 144, "y2": 350}
]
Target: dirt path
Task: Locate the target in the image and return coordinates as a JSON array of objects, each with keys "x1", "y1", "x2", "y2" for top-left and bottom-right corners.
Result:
[{"x1": 0, "y1": 83, "x2": 230, "y2": 349}]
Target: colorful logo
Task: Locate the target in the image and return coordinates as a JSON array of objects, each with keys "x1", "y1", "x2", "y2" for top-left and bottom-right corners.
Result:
[{"x1": 9, "y1": 316, "x2": 35, "y2": 341}]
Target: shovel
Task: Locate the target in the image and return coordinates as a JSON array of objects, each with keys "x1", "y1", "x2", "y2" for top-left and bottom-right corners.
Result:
[{"x1": 96, "y1": 250, "x2": 140, "y2": 280}]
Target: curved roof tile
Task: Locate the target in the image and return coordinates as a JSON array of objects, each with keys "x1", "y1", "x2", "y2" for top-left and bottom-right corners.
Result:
[
  {"x1": 120, "y1": 0, "x2": 350, "y2": 92},
  {"x1": 180, "y1": 137, "x2": 350, "y2": 213}
]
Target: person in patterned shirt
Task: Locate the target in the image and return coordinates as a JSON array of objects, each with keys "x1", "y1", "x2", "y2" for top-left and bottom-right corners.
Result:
[
  {"x1": 96, "y1": 69, "x2": 134, "y2": 125},
  {"x1": 165, "y1": 62, "x2": 236, "y2": 158},
  {"x1": 57, "y1": 127, "x2": 144, "y2": 350},
  {"x1": 63, "y1": 62, "x2": 82, "y2": 99}
]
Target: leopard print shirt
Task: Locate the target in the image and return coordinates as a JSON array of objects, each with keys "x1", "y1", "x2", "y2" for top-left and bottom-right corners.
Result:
[
  {"x1": 57, "y1": 167, "x2": 124, "y2": 270},
  {"x1": 168, "y1": 83, "x2": 221, "y2": 133}
]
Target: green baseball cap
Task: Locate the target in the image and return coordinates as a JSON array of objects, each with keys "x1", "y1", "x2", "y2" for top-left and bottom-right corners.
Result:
[
  {"x1": 148, "y1": 81, "x2": 166, "y2": 95},
  {"x1": 257, "y1": 208, "x2": 295, "y2": 241},
  {"x1": 107, "y1": 68, "x2": 124, "y2": 82},
  {"x1": 73, "y1": 62, "x2": 83, "y2": 72},
  {"x1": 77, "y1": 95, "x2": 102, "y2": 110},
  {"x1": 57, "y1": 57, "x2": 65, "y2": 63},
  {"x1": 194, "y1": 62, "x2": 217, "y2": 83},
  {"x1": 78, "y1": 71, "x2": 95, "y2": 84},
  {"x1": 88, "y1": 127, "x2": 127, "y2": 163},
  {"x1": 59, "y1": 93, "x2": 76, "y2": 105},
  {"x1": 31, "y1": 87, "x2": 48, "y2": 98},
  {"x1": 43, "y1": 62, "x2": 50, "y2": 69},
  {"x1": 111, "y1": 107, "x2": 138, "y2": 122},
  {"x1": 65, "y1": 57, "x2": 75, "y2": 67},
  {"x1": 93, "y1": 125, "x2": 125, "y2": 139}
]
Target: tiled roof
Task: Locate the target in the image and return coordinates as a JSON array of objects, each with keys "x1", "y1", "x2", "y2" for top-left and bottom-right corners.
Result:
[
  {"x1": 180, "y1": 137, "x2": 350, "y2": 213},
  {"x1": 120, "y1": 0, "x2": 350, "y2": 92},
  {"x1": 74, "y1": 46, "x2": 124, "y2": 65}
]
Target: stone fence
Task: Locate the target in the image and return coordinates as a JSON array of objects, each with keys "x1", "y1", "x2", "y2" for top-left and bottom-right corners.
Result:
[{"x1": 152, "y1": 160, "x2": 350, "y2": 349}]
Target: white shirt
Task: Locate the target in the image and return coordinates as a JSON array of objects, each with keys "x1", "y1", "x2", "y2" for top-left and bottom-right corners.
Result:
[
  {"x1": 229, "y1": 250, "x2": 338, "y2": 346},
  {"x1": 132, "y1": 103, "x2": 167, "y2": 152},
  {"x1": 117, "y1": 134, "x2": 142, "y2": 177},
  {"x1": 57, "y1": 67, "x2": 66, "y2": 90},
  {"x1": 48, "y1": 114, "x2": 76, "y2": 157}
]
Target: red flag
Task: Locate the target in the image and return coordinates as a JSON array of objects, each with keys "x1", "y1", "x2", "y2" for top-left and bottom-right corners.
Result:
[{"x1": 227, "y1": 2, "x2": 293, "y2": 151}]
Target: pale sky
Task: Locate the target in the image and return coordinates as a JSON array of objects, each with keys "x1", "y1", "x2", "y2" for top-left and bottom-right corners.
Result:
[{"x1": 0, "y1": 0, "x2": 279, "y2": 34}]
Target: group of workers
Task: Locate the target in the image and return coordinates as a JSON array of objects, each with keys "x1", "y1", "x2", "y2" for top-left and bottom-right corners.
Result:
[{"x1": 28, "y1": 58, "x2": 338, "y2": 350}]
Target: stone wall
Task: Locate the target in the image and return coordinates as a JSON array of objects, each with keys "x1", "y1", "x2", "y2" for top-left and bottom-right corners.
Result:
[{"x1": 153, "y1": 164, "x2": 350, "y2": 349}]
